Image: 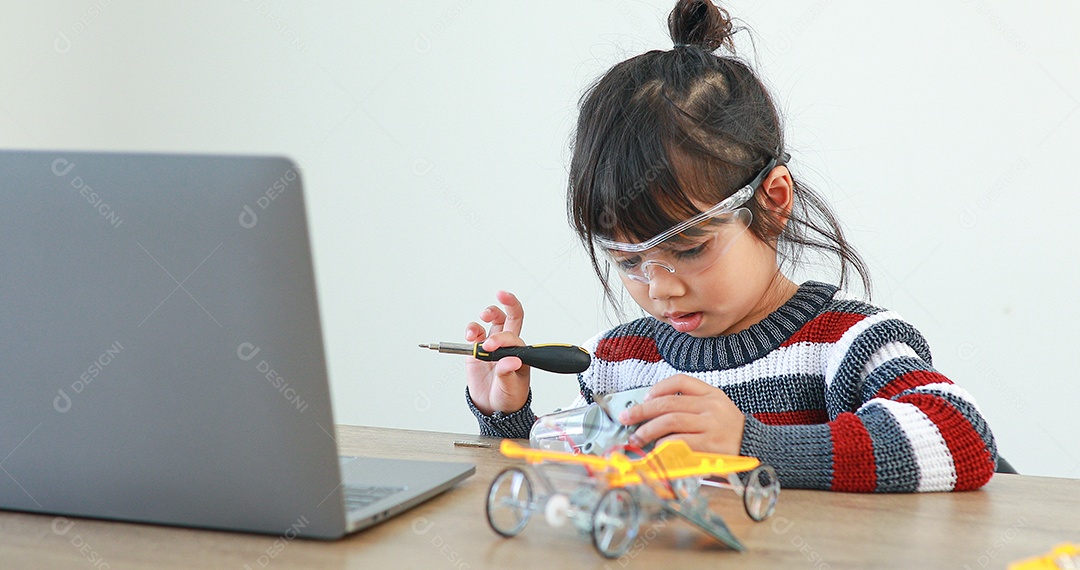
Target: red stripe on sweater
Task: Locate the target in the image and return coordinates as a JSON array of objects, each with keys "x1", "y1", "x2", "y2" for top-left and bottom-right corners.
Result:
[
  {"x1": 594, "y1": 335, "x2": 663, "y2": 363},
  {"x1": 874, "y1": 369, "x2": 952, "y2": 400},
  {"x1": 829, "y1": 412, "x2": 878, "y2": 492},
  {"x1": 781, "y1": 311, "x2": 868, "y2": 347},
  {"x1": 753, "y1": 409, "x2": 829, "y2": 425},
  {"x1": 897, "y1": 393, "x2": 994, "y2": 491}
]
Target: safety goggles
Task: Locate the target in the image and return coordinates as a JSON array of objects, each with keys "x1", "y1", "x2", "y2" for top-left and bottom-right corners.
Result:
[{"x1": 594, "y1": 157, "x2": 779, "y2": 284}]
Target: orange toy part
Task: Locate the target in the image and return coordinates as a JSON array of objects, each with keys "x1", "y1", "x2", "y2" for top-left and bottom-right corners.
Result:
[
  {"x1": 499, "y1": 439, "x2": 761, "y2": 488},
  {"x1": 1008, "y1": 543, "x2": 1080, "y2": 570}
]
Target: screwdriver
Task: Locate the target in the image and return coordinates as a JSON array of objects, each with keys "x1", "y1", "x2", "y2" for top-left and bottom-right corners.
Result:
[{"x1": 418, "y1": 342, "x2": 592, "y2": 374}]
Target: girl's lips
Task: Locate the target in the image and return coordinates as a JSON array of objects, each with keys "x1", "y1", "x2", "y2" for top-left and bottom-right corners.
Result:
[{"x1": 667, "y1": 311, "x2": 703, "y2": 333}]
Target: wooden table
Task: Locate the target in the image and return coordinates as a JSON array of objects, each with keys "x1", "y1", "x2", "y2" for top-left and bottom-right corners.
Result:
[{"x1": 0, "y1": 425, "x2": 1074, "y2": 569}]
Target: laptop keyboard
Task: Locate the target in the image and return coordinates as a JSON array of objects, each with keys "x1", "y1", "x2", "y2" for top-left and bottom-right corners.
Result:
[{"x1": 342, "y1": 484, "x2": 406, "y2": 512}]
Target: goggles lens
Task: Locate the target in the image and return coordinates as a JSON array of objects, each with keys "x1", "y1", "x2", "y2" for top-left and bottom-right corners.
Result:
[
  {"x1": 601, "y1": 208, "x2": 752, "y2": 283},
  {"x1": 593, "y1": 155, "x2": 783, "y2": 284}
]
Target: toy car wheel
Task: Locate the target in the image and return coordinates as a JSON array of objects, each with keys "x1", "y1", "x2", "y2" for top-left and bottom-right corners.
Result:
[
  {"x1": 742, "y1": 465, "x2": 780, "y2": 522},
  {"x1": 486, "y1": 467, "x2": 534, "y2": 537},
  {"x1": 591, "y1": 488, "x2": 639, "y2": 559}
]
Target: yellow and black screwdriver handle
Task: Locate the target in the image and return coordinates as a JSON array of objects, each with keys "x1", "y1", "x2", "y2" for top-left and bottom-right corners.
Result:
[{"x1": 419, "y1": 342, "x2": 592, "y2": 374}]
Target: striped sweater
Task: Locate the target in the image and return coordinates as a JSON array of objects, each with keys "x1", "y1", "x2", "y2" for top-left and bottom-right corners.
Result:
[{"x1": 467, "y1": 281, "x2": 997, "y2": 492}]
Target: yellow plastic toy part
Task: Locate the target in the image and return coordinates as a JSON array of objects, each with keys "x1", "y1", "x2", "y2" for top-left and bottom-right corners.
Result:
[
  {"x1": 499, "y1": 439, "x2": 761, "y2": 487},
  {"x1": 1008, "y1": 543, "x2": 1080, "y2": 570}
]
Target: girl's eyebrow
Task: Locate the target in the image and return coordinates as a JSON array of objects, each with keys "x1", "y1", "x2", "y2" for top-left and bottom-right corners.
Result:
[
  {"x1": 663, "y1": 231, "x2": 712, "y2": 247},
  {"x1": 672, "y1": 217, "x2": 724, "y2": 239}
]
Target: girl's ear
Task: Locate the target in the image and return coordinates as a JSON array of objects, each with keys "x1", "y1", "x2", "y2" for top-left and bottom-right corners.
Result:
[{"x1": 758, "y1": 165, "x2": 794, "y2": 234}]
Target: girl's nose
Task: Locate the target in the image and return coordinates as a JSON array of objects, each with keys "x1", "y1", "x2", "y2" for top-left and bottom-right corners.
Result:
[{"x1": 646, "y1": 263, "x2": 685, "y2": 299}]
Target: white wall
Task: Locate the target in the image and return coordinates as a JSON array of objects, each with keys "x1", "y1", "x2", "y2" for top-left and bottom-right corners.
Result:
[{"x1": 4, "y1": 0, "x2": 1078, "y2": 478}]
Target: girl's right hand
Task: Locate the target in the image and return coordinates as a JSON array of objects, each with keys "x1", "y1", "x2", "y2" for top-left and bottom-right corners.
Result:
[{"x1": 464, "y1": 290, "x2": 531, "y2": 416}]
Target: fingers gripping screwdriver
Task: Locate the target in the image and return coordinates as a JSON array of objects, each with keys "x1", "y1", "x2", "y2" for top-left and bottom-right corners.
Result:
[{"x1": 418, "y1": 342, "x2": 591, "y2": 374}]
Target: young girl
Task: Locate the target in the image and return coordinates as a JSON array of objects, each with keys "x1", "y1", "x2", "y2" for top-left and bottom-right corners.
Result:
[{"x1": 463, "y1": 0, "x2": 996, "y2": 492}]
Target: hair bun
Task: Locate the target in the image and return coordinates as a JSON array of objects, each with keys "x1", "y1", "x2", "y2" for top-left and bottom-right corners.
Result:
[{"x1": 667, "y1": 0, "x2": 734, "y2": 53}]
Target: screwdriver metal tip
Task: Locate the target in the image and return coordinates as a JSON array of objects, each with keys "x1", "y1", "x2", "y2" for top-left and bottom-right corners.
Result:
[{"x1": 418, "y1": 342, "x2": 474, "y2": 355}]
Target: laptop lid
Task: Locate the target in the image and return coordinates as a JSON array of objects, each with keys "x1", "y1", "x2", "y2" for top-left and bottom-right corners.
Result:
[{"x1": 0, "y1": 149, "x2": 470, "y2": 539}]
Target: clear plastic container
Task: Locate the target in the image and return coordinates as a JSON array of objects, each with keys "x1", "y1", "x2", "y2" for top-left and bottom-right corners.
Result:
[{"x1": 529, "y1": 404, "x2": 614, "y2": 455}]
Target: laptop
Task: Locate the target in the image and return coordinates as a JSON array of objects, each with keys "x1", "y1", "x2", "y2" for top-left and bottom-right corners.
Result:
[{"x1": 0, "y1": 149, "x2": 474, "y2": 539}]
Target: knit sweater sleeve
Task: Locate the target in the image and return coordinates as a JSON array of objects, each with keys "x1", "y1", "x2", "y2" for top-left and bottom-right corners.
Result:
[
  {"x1": 465, "y1": 386, "x2": 537, "y2": 439},
  {"x1": 739, "y1": 310, "x2": 997, "y2": 492}
]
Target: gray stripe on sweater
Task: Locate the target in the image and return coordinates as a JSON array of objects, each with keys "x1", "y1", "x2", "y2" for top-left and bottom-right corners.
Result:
[
  {"x1": 860, "y1": 402, "x2": 920, "y2": 492},
  {"x1": 825, "y1": 298, "x2": 887, "y2": 317},
  {"x1": 740, "y1": 416, "x2": 834, "y2": 490},
  {"x1": 861, "y1": 356, "x2": 934, "y2": 402},
  {"x1": 721, "y1": 373, "x2": 827, "y2": 415},
  {"x1": 466, "y1": 386, "x2": 536, "y2": 439},
  {"x1": 828, "y1": 319, "x2": 932, "y2": 415}
]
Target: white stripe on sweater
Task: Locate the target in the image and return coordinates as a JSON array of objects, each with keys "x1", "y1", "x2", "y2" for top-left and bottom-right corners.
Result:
[
  {"x1": 911, "y1": 382, "x2": 983, "y2": 415},
  {"x1": 832, "y1": 289, "x2": 862, "y2": 302},
  {"x1": 825, "y1": 310, "x2": 905, "y2": 388},
  {"x1": 861, "y1": 341, "x2": 921, "y2": 382},
  {"x1": 587, "y1": 340, "x2": 831, "y2": 392},
  {"x1": 588, "y1": 359, "x2": 681, "y2": 394},
  {"x1": 872, "y1": 399, "x2": 957, "y2": 492}
]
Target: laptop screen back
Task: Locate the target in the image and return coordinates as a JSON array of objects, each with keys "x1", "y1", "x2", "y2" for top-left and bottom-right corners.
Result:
[{"x1": 0, "y1": 150, "x2": 350, "y2": 537}]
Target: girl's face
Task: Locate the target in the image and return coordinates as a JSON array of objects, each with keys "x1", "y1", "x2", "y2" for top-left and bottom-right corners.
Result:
[
  {"x1": 616, "y1": 191, "x2": 797, "y2": 337},
  {"x1": 619, "y1": 228, "x2": 787, "y2": 336}
]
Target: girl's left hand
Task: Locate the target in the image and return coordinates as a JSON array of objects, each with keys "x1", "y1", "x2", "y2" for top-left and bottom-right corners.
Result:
[{"x1": 617, "y1": 374, "x2": 746, "y2": 455}]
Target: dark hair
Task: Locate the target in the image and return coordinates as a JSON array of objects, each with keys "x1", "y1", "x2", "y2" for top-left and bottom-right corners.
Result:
[{"x1": 567, "y1": 0, "x2": 872, "y2": 312}]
